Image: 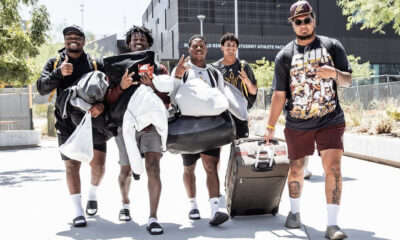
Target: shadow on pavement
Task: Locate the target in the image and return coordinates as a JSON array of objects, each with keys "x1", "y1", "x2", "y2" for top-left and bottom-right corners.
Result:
[
  {"x1": 305, "y1": 225, "x2": 391, "y2": 240},
  {"x1": 0, "y1": 168, "x2": 63, "y2": 187},
  {"x1": 56, "y1": 214, "x2": 309, "y2": 240}
]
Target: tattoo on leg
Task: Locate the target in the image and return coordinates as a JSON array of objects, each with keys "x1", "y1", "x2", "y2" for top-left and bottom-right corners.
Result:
[
  {"x1": 331, "y1": 168, "x2": 341, "y2": 204},
  {"x1": 289, "y1": 181, "x2": 301, "y2": 198},
  {"x1": 291, "y1": 157, "x2": 307, "y2": 169}
]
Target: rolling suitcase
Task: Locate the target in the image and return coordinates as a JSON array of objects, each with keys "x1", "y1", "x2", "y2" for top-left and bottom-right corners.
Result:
[{"x1": 225, "y1": 138, "x2": 289, "y2": 217}]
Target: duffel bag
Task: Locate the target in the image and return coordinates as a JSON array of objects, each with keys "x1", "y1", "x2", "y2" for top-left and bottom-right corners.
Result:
[{"x1": 167, "y1": 111, "x2": 236, "y2": 154}]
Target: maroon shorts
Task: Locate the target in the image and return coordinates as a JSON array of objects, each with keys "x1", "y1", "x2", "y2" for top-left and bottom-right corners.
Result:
[{"x1": 284, "y1": 123, "x2": 345, "y2": 161}]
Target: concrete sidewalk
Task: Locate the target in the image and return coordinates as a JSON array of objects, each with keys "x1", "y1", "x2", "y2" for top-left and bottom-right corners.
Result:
[{"x1": 0, "y1": 138, "x2": 399, "y2": 240}]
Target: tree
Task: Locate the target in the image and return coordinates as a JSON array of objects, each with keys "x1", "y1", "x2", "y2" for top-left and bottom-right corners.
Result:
[
  {"x1": 337, "y1": 0, "x2": 400, "y2": 35},
  {"x1": 0, "y1": 0, "x2": 50, "y2": 85},
  {"x1": 347, "y1": 54, "x2": 375, "y2": 78},
  {"x1": 249, "y1": 57, "x2": 275, "y2": 89}
]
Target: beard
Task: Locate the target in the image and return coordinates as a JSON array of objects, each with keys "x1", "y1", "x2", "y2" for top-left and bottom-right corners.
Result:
[
  {"x1": 68, "y1": 48, "x2": 83, "y2": 53},
  {"x1": 296, "y1": 30, "x2": 315, "y2": 40}
]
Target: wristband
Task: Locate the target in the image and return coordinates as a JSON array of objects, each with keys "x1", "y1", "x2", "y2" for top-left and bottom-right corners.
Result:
[{"x1": 266, "y1": 125, "x2": 275, "y2": 130}]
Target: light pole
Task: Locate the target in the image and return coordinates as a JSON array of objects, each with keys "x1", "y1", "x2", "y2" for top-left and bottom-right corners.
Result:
[
  {"x1": 197, "y1": 15, "x2": 205, "y2": 36},
  {"x1": 234, "y1": 0, "x2": 239, "y2": 57}
]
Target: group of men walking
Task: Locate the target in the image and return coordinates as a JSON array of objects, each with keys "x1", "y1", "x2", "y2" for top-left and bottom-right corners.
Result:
[{"x1": 37, "y1": 1, "x2": 351, "y2": 239}]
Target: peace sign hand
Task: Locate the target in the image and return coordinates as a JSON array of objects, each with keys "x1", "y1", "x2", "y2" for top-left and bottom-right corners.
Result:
[{"x1": 174, "y1": 54, "x2": 190, "y2": 79}]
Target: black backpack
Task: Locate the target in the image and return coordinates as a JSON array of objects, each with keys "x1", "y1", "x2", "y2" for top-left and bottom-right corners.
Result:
[
  {"x1": 282, "y1": 35, "x2": 336, "y2": 72},
  {"x1": 182, "y1": 64, "x2": 220, "y2": 88}
]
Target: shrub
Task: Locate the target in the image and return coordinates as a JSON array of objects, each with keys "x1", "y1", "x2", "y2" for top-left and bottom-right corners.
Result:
[
  {"x1": 387, "y1": 106, "x2": 400, "y2": 121},
  {"x1": 375, "y1": 115, "x2": 393, "y2": 134}
]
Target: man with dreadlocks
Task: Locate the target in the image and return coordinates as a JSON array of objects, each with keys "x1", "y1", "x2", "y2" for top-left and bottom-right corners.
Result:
[{"x1": 105, "y1": 25, "x2": 169, "y2": 235}]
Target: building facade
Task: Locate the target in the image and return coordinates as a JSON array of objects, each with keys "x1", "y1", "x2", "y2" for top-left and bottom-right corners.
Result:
[{"x1": 141, "y1": 0, "x2": 400, "y2": 75}]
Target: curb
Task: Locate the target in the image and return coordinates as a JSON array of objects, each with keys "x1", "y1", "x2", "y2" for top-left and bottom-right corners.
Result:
[{"x1": 252, "y1": 124, "x2": 400, "y2": 168}]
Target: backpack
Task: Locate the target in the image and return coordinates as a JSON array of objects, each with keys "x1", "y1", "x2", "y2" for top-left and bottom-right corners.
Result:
[
  {"x1": 48, "y1": 54, "x2": 97, "y2": 102},
  {"x1": 182, "y1": 64, "x2": 219, "y2": 87},
  {"x1": 282, "y1": 35, "x2": 336, "y2": 72}
]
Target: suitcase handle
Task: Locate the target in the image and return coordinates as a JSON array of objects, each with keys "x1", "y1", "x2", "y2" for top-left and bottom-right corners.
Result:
[
  {"x1": 253, "y1": 141, "x2": 275, "y2": 172},
  {"x1": 235, "y1": 137, "x2": 278, "y2": 145}
]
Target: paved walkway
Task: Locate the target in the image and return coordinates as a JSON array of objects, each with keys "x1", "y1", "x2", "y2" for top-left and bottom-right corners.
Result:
[{"x1": 0, "y1": 138, "x2": 399, "y2": 239}]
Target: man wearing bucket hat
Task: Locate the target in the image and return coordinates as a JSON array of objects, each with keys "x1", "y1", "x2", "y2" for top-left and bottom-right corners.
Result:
[
  {"x1": 264, "y1": 1, "x2": 352, "y2": 239},
  {"x1": 37, "y1": 25, "x2": 107, "y2": 227}
]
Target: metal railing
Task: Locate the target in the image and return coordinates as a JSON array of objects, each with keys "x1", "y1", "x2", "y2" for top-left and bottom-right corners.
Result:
[{"x1": 253, "y1": 75, "x2": 400, "y2": 110}]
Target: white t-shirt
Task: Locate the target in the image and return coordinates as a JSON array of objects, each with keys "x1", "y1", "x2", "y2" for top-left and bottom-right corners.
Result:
[{"x1": 171, "y1": 61, "x2": 225, "y2": 93}]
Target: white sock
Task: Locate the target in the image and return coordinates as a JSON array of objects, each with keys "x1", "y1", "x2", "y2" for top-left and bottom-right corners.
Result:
[
  {"x1": 290, "y1": 197, "x2": 301, "y2": 214},
  {"x1": 209, "y1": 197, "x2": 219, "y2": 219},
  {"x1": 70, "y1": 193, "x2": 84, "y2": 218},
  {"x1": 148, "y1": 217, "x2": 157, "y2": 225},
  {"x1": 189, "y1": 197, "x2": 198, "y2": 210},
  {"x1": 123, "y1": 203, "x2": 130, "y2": 210},
  {"x1": 88, "y1": 184, "x2": 98, "y2": 201},
  {"x1": 327, "y1": 204, "x2": 340, "y2": 226}
]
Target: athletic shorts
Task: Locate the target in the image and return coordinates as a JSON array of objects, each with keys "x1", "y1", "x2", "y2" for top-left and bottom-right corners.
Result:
[
  {"x1": 115, "y1": 126, "x2": 163, "y2": 166},
  {"x1": 284, "y1": 122, "x2": 345, "y2": 161},
  {"x1": 182, "y1": 148, "x2": 221, "y2": 166}
]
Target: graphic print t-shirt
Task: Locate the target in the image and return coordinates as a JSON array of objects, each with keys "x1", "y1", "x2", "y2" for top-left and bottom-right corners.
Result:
[
  {"x1": 273, "y1": 37, "x2": 352, "y2": 130},
  {"x1": 212, "y1": 59, "x2": 257, "y2": 109}
]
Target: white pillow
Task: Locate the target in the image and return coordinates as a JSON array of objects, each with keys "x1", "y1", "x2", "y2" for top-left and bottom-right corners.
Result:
[{"x1": 175, "y1": 78, "x2": 228, "y2": 117}]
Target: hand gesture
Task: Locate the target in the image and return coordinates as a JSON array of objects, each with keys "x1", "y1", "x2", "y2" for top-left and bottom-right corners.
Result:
[
  {"x1": 174, "y1": 54, "x2": 190, "y2": 78},
  {"x1": 89, "y1": 103, "x2": 105, "y2": 118},
  {"x1": 140, "y1": 72, "x2": 155, "y2": 90},
  {"x1": 120, "y1": 69, "x2": 137, "y2": 90},
  {"x1": 238, "y1": 68, "x2": 250, "y2": 84},
  {"x1": 60, "y1": 56, "x2": 73, "y2": 76}
]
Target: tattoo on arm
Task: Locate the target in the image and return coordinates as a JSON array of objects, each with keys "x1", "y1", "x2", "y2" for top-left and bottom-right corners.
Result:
[
  {"x1": 331, "y1": 168, "x2": 341, "y2": 204},
  {"x1": 289, "y1": 181, "x2": 301, "y2": 198}
]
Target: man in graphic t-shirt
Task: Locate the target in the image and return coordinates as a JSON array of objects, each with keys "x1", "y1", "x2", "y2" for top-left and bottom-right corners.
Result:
[
  {"x1": 212, "y1": 33, "x2": 257, "y2": 138},
  {"x1": 263, "y1": 1, "x2": 352, "y2": 239}
]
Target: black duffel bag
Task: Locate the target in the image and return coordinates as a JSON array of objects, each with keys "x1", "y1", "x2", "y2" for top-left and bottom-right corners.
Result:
[
  {"x1": 103, "y1": 50, "x2": 155, "y2": 88},
  {"x1": 167, "y1": 111, "x2": 236, "y2": 154}
]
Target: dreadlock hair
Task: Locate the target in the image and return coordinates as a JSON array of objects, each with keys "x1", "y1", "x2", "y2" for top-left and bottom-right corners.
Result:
[
  {"x1": 220, "y1": 33, "x2": 239, "y2": 46},
  {"x1": 125, "y1": 25, "x2": 154, "y2": 47}
]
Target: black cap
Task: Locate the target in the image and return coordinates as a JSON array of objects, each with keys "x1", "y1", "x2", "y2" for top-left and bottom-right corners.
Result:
[{"x1": 63, "y1": 25, "x2": 85, "y2": 37}]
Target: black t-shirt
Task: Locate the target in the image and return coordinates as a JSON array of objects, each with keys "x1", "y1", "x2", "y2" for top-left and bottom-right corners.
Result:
[
  {"x1": 212, "y1": 58, "x2": 257, "y2": 109},
  {"x1": 273, "y1": 36, "x2": 352, "y2": 130}
]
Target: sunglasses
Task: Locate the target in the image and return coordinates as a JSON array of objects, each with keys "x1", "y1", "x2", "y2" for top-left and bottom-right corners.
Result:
[{"x1": 294, "y1": 17, "x2": 312, "y2": 26}]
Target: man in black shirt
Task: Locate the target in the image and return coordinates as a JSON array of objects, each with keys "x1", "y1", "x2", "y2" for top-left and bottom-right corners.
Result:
[
  {"x1": 212, "y1": 33, "x2": 257, "y2": 138},
  {"x1": 263, "y1": 1, "x2": 352, "y2": 239},
  {"x1": 37, "y1": 25, "x2": 107, "y2": 227}
]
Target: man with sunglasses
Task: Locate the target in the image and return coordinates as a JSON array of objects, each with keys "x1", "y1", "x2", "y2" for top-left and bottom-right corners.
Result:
[
  {"x1": 263, "y1": 1, "x2": 352, "y2": 239},
  {"x1": 212, "y1": 33, "x2": 257, "y2": 138},
  {"x1": 37, "y1": 25, "x2": 107, "y2": 227}
]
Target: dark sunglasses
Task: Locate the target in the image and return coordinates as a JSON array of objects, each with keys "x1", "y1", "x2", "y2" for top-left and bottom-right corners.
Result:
[{"x1": 294, "y1": 17, "x2": 312, "y2": 26}]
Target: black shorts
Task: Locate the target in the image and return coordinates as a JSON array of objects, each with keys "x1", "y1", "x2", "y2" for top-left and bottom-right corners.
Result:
[
  {"x1": 57, "y1": 123, "x2": 107, "y2": 161},
  {"x1": 182, "y1": 148, "x2": 221, "y2": 166}
]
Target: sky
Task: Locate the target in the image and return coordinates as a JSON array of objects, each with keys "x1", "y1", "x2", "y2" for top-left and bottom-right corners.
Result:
[{"x1": 21, "y1": 0, "x2": 152, "y2": 41}]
